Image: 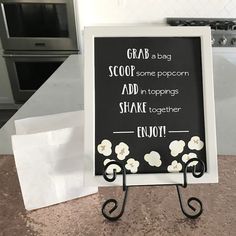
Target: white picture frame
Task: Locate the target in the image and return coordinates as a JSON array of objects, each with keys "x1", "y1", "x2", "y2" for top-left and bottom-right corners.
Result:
[{"x1": 84, "y1": 26, "x2": 218, "y2": 186}]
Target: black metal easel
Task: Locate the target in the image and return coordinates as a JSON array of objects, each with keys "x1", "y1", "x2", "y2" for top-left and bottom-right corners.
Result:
[{"x1": 102, "y1": 158, "x2": 205, "y2": 221}]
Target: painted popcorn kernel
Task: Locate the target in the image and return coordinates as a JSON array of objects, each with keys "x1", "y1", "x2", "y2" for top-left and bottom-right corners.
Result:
[
  {"x1": 144, "y1": 151, "x2": 162, "y2": 167},
  {"x1": 188, "y1": 136, "x2": 204, "y2": 151},
  {"x1": 169, "y1": 140, "x2": 185, "y2": 157},
  {"x1": 97, "y1": 139, "x2": 112, "y2": 156},
  {"x1": 103, "y1": 159, "x2": 121, "y2": 174},
  {"x1": 125, "y1": 158, "x2": 139, "y2": 173},
  {"x1": 115, "y1": 142, "x2": 130, "y2": 160},
  {"x1": 182, "y1": 153, "x2": 198, "y2": 166},
  {"x1": 167, "y1": 160, "x2": 182, "y2": 172}
]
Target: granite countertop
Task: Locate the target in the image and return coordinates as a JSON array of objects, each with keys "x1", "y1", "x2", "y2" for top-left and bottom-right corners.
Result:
[{"x1": 0, "y1": 155, "x2": 235, "y2": 236}]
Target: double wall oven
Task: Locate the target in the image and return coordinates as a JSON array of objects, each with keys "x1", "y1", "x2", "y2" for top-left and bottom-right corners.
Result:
[{"x1": 0, "y1": 0, "x2": 79, "y2": 103}]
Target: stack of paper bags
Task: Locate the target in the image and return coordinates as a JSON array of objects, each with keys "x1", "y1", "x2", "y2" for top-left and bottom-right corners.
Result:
[{"x1": 11, "y1": 111, "x2": 97, "y2": 210}]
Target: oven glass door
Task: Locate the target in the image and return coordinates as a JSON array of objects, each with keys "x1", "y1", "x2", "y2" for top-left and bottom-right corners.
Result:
[
  {"x1": 4, "y1": 54, "x2": 67, "y2": 103},
  {"x1": 3, "y1": 3, "x2": 68, "y2": 38},
  {"x1": 16, "y1": 61, "x2": 63, "y2": 90},
  {"x1": 0, "y1": 0, "x2": 78, "y2": 50}
]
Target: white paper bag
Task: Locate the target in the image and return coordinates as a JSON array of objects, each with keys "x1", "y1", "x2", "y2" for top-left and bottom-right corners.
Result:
[
  {"x1": 12, "y1": 111, "x2": 97, "y2": 210},
  {"x1": 15, "y1": 110, "x2": 83, "y2": 135}
]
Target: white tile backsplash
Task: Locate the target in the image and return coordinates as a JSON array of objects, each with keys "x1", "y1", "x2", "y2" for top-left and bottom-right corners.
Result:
[
  {"x1": 77, "y1": 0, "x2": 236, "y2": 27},
  {"x1": 76, "y1": 0, "x2": 236, "y2": 51}
]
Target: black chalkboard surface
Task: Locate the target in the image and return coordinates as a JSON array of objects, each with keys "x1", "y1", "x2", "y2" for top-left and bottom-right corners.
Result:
[
  {"x1": 94, "y1": 37, "x2": 206, "y2": 175},
  {"x1": 84, "y1": 26, "x2": 218, "y2": 186}
]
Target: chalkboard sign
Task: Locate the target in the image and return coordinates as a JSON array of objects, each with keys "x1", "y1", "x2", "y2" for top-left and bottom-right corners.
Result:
[{"x1": 84, "y1": 27, "x2": 218, "y2": 186}]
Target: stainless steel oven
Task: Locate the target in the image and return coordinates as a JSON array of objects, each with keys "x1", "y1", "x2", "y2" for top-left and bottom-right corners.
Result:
[
  {"x1": 0, "y1": 0, "x2": 78, "y2": 51},
  {"x1": 0, "y1": 0, "x2": 79, "y2": 104},
  {"x1": 3, "y1": 51, "x2": 73, "y2": 102}
]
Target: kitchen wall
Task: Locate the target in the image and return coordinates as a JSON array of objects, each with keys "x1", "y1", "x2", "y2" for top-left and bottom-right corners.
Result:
[{"x1": 76, "y1": 0, "x2": 236, "y2": 50}]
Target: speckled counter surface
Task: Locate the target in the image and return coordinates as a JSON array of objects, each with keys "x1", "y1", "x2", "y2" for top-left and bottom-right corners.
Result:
[{"x1": 0, "y1": 155, "x2": 235, "y2": 236}]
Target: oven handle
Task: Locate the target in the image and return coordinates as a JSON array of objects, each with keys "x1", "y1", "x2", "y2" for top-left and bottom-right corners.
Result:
[{"x1": 3, "y1": 54, "x2": 71, "y2": 58}]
